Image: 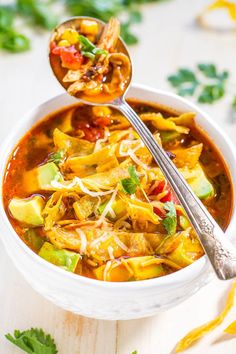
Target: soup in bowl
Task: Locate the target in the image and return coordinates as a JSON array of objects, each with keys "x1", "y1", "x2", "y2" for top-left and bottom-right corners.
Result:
[{"x1": 0, "y1": 85, "x2": 235, "y2": 319}]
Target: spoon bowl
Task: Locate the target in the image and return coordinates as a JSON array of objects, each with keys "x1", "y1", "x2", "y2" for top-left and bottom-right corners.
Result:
[{"x1": 49, "y1": 17, "x2": 132, "y2": 105}]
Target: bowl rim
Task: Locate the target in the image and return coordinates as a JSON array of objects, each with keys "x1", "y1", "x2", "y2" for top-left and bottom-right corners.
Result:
[{"x1": 1, "y1": 83, "x2": 236, "y2": 290}]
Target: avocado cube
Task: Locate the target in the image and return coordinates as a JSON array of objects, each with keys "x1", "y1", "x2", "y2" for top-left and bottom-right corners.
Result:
[
  {"x1": 9, "y1": 196, "x2": 45, "y2": 226},
  {"x1": 38, "y1": 242, "x2": 81, "y2": 272},
  {"x1": 24, "y1": 162, "x2": 60, "y2": 193},
  {"x1": 24, "y1": 229, "x2": 45, "y2": 251},
  {"x1": 188, "y1": 164, "x2": 214, "y2": 200}
]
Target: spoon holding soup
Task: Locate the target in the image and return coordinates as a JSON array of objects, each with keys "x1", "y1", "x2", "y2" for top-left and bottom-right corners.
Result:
[{"x1": 49, "y1": 16, "x2": 236, "y2": 280}]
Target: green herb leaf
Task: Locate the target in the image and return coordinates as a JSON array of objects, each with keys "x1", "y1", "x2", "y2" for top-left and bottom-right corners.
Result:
[
  {"x1": 128, "y1": 165, "x2": 140, "y2": 185},
  {"x1": 5, "y1": 328, "x2": 58, "y2": 354},
  {"x1": 121, "y1": 23, "x2": 139, "y2": 45},
  {"x1": 0, "y1": 30, "x2": 30, "y2": 52},
  {"x1": 121, "y1": 165, "x2": 140, "y2": 194},
  {"x1": 129, "y1": 10, "x2": 142, "y2": 24},
  {"x1": 168, "y1": 68, "x2": 199, "y2": 97},
  {"x1": 168, "y1": 63, "x2": 229, "y2": 104},
  {"x1": 198, "y1": 63, "x2": 229, "y2": 81},
  {"x1": 198, "y1": 63, "x2": 217, "y2": 78},
  {"x1": 132, "y1": 351, "x2": 138, "y2": 354},
  {"x1": 162, "y1": 201, "x2": 177, "y2": 235},
  {"x1": 198, "y1": 84, "x2": 225, "y2": 104},
  {"x1": 0, "y1": 6, "x2": 15, "y2": 31},
  {"x1": 17, "y1": 0, "x2": 58, "y2": 30},
  {"x1": 48, "y1": 151, "x2": 64, "y2": 165},
  {"x1": 121, "y1": 177, "x2": 138, "y2": 194}
]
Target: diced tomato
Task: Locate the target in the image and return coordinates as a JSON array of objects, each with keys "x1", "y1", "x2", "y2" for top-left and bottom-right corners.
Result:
[
  {"x1": 152, "y1": 180, "x2": 166, "y2": 195},
  {"x1": 82, "y1": 127, "x2": 103, "y2": 142},
  {"x1": 51, "y1": 45, "x2": 84, "y2": 70},
  {"x1": 60, "y1": 50, "x2": 84, "y2": 70},
  {"x1": 77, "y1": 121, "x2": 104, "y2": 142},
  {"x1": 165, "y1": 185, "x2": 179, "y2": 204},
  {"x1": 94, "y1": 116, "x2": 111, "y2": 127},
  {"x1": 153, "y1": 207, "x2": 165, "y2": 218},
  {"x1": 151, "y1": 180, "x2": 179, "y2": 204},
  {"x1": 160, "y1": 190, "x2": 172, "y2": 203}
]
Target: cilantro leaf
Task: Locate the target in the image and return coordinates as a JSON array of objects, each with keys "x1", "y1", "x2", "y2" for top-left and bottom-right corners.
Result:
[
  {"x1": 198, "y1": 84, "x2": 225, "y2": 104},
  {"x1": 121, "y1": 165, "x2": 140, "y2": 194},
  {"x1": 198, "y1": 63, "x2": 229, "y2": 81},
  {"x1": 0, "y1": 5, "x2": 30, "y2": 53},
  {"x1": 168, "y1": 63, "x2": 230, "y2": 104},
  {"x1": 168, "y1": 68, "x2": 199, "y2": 97},
  {"x1": 5, "y1": 328, "x2": 58, "y2": 354},
  {"x1": 198, "y1": 63, "x2": 218, "y2": 78},
  {"x1": 128, "y1": 165, "x2": 140, "y2": 185},
  {"x1": 121, "y1": 177, "x2": 138, "y2": 194},
  {"x1": 162, "y1": 201, "x2": 177, "y2": 235},
  {"x1": 48, "y1": 151, "x2": 64, "y2": 165},
  {"x1": 79, "y1": 34, "x2": 107, "y2": 60}
]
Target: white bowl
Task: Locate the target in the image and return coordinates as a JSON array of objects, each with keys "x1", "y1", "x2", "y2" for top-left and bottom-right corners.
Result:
[{"x1": 1, "y1": 84, "x2": 236, "y2": 320}]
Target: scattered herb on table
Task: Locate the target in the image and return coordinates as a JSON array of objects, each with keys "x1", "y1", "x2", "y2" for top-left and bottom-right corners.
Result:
[
  {"x1": 5, "y1": 328, "x2": 58, "y2": 354},
  {"x1": 168, "y1": 63, "x2": 230, "y2": 104},
  {"x1": 121, "y1": 165, "x2": 140, "y2": 194},
  {"x1": 162, "y1": 201, "x2": 177, "y2": 235},
  {"x1": 0, "y1": 5, "x2": 30, "y2": 52}
]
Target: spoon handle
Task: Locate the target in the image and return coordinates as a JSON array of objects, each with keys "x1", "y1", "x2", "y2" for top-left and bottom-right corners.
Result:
[{"x1": 117, "y1": 98, "x2": 236, "y2": 280}]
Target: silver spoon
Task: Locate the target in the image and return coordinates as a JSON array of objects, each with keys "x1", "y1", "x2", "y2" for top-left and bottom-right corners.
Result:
[{"x1": 49, "y1": 16, "x2": 236, "y2": 280}]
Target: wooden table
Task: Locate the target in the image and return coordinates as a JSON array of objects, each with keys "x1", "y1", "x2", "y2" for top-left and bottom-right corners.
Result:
[{"x1": 1, "y1": 0, "x2": 236, "y2": 352}]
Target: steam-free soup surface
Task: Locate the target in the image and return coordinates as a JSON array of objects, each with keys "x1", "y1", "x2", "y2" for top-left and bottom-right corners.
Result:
[{"x1": 3, "y1": 100, "x2": 232, "y2": 281}]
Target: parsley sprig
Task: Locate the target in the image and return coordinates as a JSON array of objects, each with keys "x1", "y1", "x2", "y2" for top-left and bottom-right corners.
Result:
[
  {"x1": 162, "y1": 201, "x2": 177, "y2": 235},
  {"x1": 5, "y1": 328, "x2": 57, "y2": 354},
  {"x1": 168, "y1": 63, "x2": 230, "y2": 105},
  {"x1": 121, "y1": 165, "x2": 140, "y2": 194}
]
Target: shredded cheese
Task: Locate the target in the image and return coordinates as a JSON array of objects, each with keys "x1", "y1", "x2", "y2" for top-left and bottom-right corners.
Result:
[
  {"x1": 103, "y1": 260, "x2": 112, "y2": 281},
  {"x1": 128, "y1": 149, "x2": 148, "y2": 170},
  {"x1": 108, "y1": 246, "x2": 115, "y2": 260},
  {"x1": 93, "y1": 128, "x2": 110, "y2": 152},
  {"x1": 118, "y1": 140, "x2": 143, "y2": 156},
  {"x1": 90, "y1": 232, "x2": 111, "y2": 249},
  {"x1": 51, "y1": 176, "x2": 115, "y2": 197},
  {"x1": 97, "y1": 185, "x2": 119, "y2": 224},
  {"x1": 114, "y1": 235, "x2": 128, "y2": 252},
  {"x1": 76, "y1": 228, "x2": 87, "y2": 255}
]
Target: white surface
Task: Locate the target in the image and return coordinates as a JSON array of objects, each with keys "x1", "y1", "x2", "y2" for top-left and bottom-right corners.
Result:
[{"x1": 1, "y1": 0, "x2": 236, "y2": 352}]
